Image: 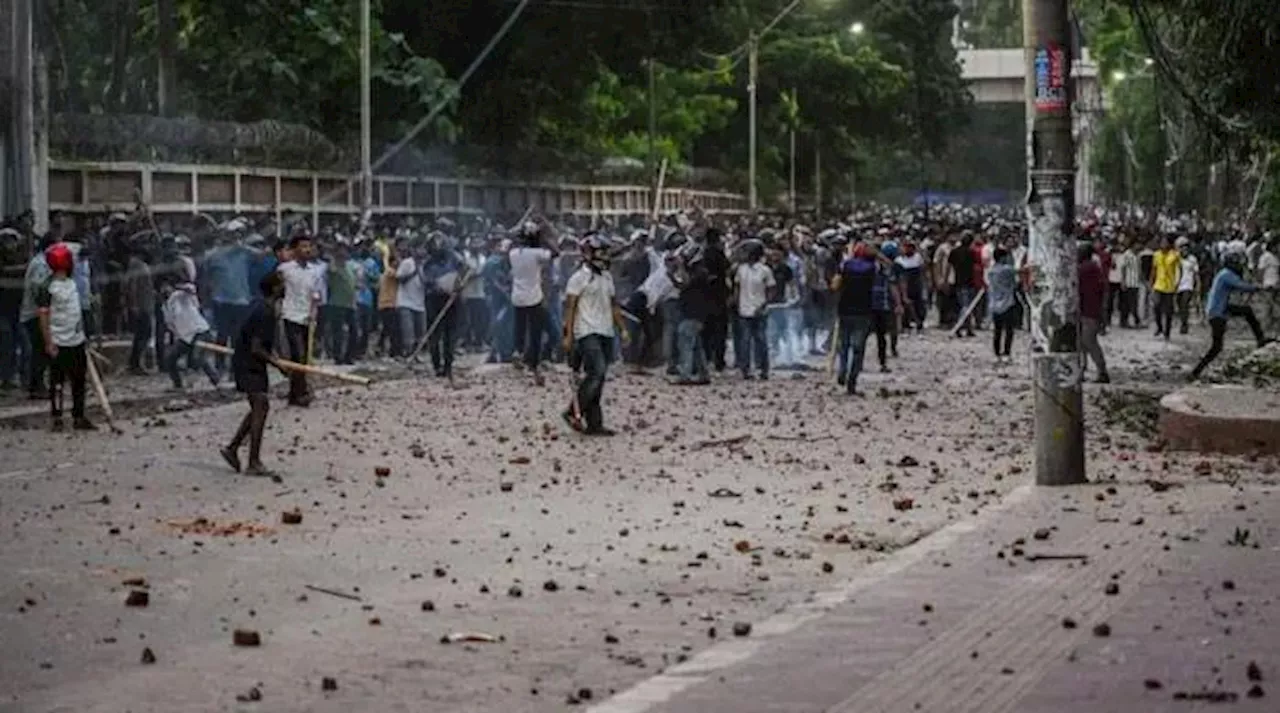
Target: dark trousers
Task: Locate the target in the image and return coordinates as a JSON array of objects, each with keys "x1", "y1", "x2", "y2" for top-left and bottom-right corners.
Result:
[
  {"x1": 165, "y1": 333, "x2": 219, "y2": 388},
  {"x1": 283, "y1": 320, "x2": 310, "y2": 402},
  {"x1": 574, "y1": 334, "x2": 611, "y2": 431},
  {"x1": 153, "y1": 303, "x2": 170, "y2": 368},
  {"x1": 322, "y1": 305, "x2": 357, "y2": 364},
  {"x1": 426, "y1": 293, "x2": 458, "y2": 376},
  {"x1": 1154, "y1": 292, "x2": 1176, "y2": 336},
  {"x1": 356, "y1": 304, "x2": 375, "y2": 358},
  {"x1": 1, "y1": 314, "x2": 30, "y2": 388},
  {"x1": 836, "y1": 315, "x2": 872, "y2": 391},
  {"x1": 623, "y1": 293, "x2": 647, "y2": 365},
  {"x1": 703, "y1": 311, "x2": 728, "y2": 370},
  {"x1": 513, "y1": 304, "x2": 546, "y2": 370},
  {"x1": 23, "y1": 318, "x2": 45, "y2": 395},
  {"x1": 1191, "y1": 305, "x2": 1267, "y2": 378},
  {"x1": 1105, "y1": 283, "x2": 1121, "y2": 326},
  {"x1": 871, "y1": 310, "x2": 893, "y2": 367},
  {"x1": 1176, "y1": 291, "x2": 1194, "y2": 333},
  {"x1": 128, "y1": 310, "x2": 153, "y2": 370},
  {"x1": 379, "y1": 308, "x2": 401, "y2": 357},
  {"x1": 992, "y1": 305, "x2": 1020, "y2": 357},
  {"x1": 734, "y1": 315, "x2": 768, "y2": 377},
  {"x1": 461, "y1": 297, "x2": 488, "y2": 349},
  {"x1": 212, "y1": 302, "x2": 250, "y2": 369},
  {"x1": 1119, "y1": 288, "x2": 1140, "y2": 327},
  {"x1": 49, "y1": 343, "x2": 87, "y2": 420}
]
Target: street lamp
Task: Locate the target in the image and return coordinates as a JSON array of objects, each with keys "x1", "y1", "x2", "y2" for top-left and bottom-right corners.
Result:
[
  {"x1": 850, "y1": 21, "x2": 865, "y2": 35},
  {"x1": 1111, "y1": 70, "x2": 1127, "y2": 82}
]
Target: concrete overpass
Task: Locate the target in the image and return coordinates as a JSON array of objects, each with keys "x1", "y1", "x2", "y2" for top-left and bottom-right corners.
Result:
[{"x1": 957, "y1": 48, "x2": 1102, "y2": 205}]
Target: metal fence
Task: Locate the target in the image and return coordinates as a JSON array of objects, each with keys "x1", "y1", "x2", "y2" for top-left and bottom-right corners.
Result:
[{"x1": 47, "y1": 161, "x2": 749, "y2": 227}]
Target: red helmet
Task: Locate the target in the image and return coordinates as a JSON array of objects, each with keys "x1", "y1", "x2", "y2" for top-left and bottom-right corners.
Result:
[{"x1": 45, "y1": 243, "x2": 74, "y2": 273}]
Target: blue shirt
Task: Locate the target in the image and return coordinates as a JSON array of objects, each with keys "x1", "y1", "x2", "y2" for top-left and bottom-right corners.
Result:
[
  {"x1": 1205, "y1": 268, "x2": 1257, "y2": 319},
  {"x1": 358, "y1": 257, "x2": 381, "y2": 306},
  {"x1": 421, "y1": 253, "x2": 463, "y2": 296},
  {"x1": 871, "y1": 262, "x2": 895, "y2": 312},
  {"x1": 206, "y1": 245, "x2": 253, "y2": 305},
  {"x1": 74, "y1": 257, "x2": 92, "y2": 310},
  {"x1": 249, "y1": 254, "x2": 278, "y2": 297}
]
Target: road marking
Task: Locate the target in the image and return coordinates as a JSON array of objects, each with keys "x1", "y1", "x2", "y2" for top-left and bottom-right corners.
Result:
[{"x1": 586, "y1": 485, "x2": 1035, "y2": 713}]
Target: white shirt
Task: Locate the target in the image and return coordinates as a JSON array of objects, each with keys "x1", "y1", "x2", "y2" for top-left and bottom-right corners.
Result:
[
  {"x1": 565, "y1": 266, "x2": 615, "y2": 339},
  {"x1": 736, "y1": 262, "x2": 775, "y2": 318},
  {"x1": 163, "y1": 286, "x2": 211, "y2": 344},
  {"x1": 1260, "y1": 251, "x2": 1280, "y2": 288},
  {"x1": 638, "y1": 263, "x2": 674, "y2": 312},
  {"x1": 395, "y1": 257, "x2": 426, "y2": 312},
  {"x1": 278, "y1": 260, "x2": 325, "y2": 325},
  {"x1": 39, "y1": 277, "x2": 86, "y2": 348},
  {"x1": 461, "y1": 252, "x2": 485, "y2": 299},
  {"x1": 509, "y1": 247, "x2": 552, "y2": 307},
  {"x1": 1177, "y1": 255, "x2": 1198, "y2": 293}
]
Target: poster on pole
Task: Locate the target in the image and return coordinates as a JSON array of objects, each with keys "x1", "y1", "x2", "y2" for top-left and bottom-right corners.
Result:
[{"x1": 1033, "y1": 44, "x2": 1068, "y2": 113}]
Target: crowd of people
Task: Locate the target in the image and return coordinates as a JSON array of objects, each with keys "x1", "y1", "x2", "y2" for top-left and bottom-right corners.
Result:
[{"x1": 1, "y1": 204, "x2": 1278, "y2": 457}]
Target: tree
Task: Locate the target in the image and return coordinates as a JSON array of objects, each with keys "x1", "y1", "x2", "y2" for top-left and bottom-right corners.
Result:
[{"x1": 867, "y1": 0, "x2": 972, "y2": 190}]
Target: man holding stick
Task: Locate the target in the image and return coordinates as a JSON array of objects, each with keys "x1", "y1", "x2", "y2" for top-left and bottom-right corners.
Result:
[
  {"x1": 221, "y1": 272, "x2": 288, "y2": 477},
  {"x1": 277, "y1": 235, "x2": 324, "y2": 407}
]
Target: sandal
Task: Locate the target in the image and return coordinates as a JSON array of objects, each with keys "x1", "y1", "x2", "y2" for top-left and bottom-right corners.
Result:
[{"x1": 220, "y1": 446, "x2": 241, "y2": 473}]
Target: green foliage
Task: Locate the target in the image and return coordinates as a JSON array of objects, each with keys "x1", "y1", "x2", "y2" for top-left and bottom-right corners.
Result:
[
  {"x1": 44, "y1": 0, "x2": 967, "y2": 199},
  {"x1": 47, "y1": 0, "x2": 458, "y2": 148},
  {"x1": 867, "y1": 0, "x2": 972, "y2": 158}
]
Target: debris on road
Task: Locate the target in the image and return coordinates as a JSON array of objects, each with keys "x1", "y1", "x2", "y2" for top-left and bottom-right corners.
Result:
[
  {"x1": 440, "y1": 632, "x2": 500, "y2": 644},
  {"x1": 233, "y1": 629, "x2": 262, "y2": 647},
  {"x1": 165, "y1": 518, "x2": 273, "y2": 537},
  {"x1": 304, "y1": 585, "x2": 362, "y2": 602}
]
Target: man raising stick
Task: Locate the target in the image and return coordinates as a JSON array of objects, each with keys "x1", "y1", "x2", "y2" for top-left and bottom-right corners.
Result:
[{"x1": 562, "y1": 234, "x2": 627, "y2": 436}]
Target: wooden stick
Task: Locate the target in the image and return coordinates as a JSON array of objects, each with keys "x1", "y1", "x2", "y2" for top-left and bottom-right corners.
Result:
[
  {"x1": 826, "y1": 318, "x2": 841, "y2": 379},
  {"x1": 693, "y1": 434, "x2": 751, "y2": 450},
  {"x1": 84, "y1": 350, "x2": 121, "y2": 433},
  {"x1": 949, "y1": 288, "x2": 987, "y2": 337},
  {"x1": 193, "y1": 342, "x2": 372, "y2": 386},
  {"x1": 304, "y1": 584, "x2": 363, "y2": 602},
  {"x1": 651, "y1": 158, "x2": 669, "y2": 223},
  {"x1": 405, "y1": 266, "x2": 472, "y2": 362}
]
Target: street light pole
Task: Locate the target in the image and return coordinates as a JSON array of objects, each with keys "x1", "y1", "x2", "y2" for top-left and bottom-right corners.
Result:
[
  {"x1": 360, "y1": 0, "x2": 372, "y2": 230},
  {"x1": 748, "y1": 31, "x2": 758, "y2": 213},
  {"x1": 1024, "y1": 0, "x2": 1085, "y2": 485}
]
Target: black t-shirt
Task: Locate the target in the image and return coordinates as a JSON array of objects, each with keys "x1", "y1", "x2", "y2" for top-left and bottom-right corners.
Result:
[
  {"x1": 949, "y1": 246, "x2": 975, "y2": 287},
  {"x1": 837, "y1": 259, "x2": 875, "y2": 317},
  {"x1": 768, "y1": 262, "x2": 793, "y2": 304},
  {"x1": 233, "y1": 299, "x2": 277, "y2": 375},
  {"x1": 679, "y1": 263, "x2": 714, "y2": 321}
]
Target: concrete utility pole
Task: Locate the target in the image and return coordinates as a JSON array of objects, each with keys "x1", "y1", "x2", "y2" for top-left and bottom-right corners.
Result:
[
  {"x1": 1024, "y1": 0, "x2": 1085, "y2": 485},
  {"x1": 360, "y1": 0, "x2": 373, "y2": 229},
  {"x1": 747, "y1": 31, "x2": 758, "y2": 213}
]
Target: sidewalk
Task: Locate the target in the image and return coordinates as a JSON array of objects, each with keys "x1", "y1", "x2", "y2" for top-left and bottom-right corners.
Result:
[{"x1": 589, "y1": 480, "x2": 1279, "y2": 713}]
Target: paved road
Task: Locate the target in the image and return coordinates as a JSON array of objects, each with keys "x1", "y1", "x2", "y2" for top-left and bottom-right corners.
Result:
[{"x1": 0, "y1": 328, "x2": 1269, "y2": 712}]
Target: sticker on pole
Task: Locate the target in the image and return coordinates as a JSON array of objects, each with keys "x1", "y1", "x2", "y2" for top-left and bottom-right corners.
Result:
[{"x1": 1034, "y1": 44, "x2": 1068, "y2": 112}]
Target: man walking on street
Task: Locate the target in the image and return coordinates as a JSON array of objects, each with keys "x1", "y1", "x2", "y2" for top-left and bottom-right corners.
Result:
[
  {"x1": 562, "y1": 235, "x2": 627, "y2": 436},
  {"x1": 1079, "y1": 243, "x2": 1111, "y2": 384}
]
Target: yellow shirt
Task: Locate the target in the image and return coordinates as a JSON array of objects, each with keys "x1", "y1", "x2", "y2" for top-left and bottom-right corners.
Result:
[{"x1": 1152, "y1": 250, "x2": 1180, "y2": 294}]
